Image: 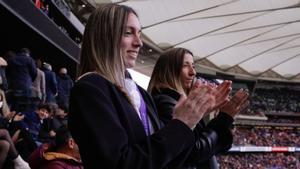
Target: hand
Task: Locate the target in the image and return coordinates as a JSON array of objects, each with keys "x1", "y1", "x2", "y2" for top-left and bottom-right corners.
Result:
[
  {"x1": 13, "y1": 114, "x2": 25, "y2": 121},
  {"x1": 173, "y1": 85, "x2": 215, "y2": 129},
  {"x1": 12, "y1": 129, "x2": 21, "y2": 143},
  {"x1": 193, "y1": 80, "x2": 232, "y2": 113},
  {"x1": 7, "y1": 111, "x2": 16, "y2": 120},
  {"x1": 210, "y1": 80, "x2": 232, "y2": 112},
  {"x1": 220, "y1": 88, "x2": 249, "y2": 118}
]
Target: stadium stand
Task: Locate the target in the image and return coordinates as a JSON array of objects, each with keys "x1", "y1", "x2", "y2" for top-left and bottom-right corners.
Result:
[{"x1": 1, "y1": 0, "x2": 299, "y2": 168}]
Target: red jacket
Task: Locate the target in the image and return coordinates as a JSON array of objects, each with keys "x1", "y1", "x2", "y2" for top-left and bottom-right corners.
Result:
[{"x1": 28, "y1": 144, "x2": 83, "y2": 169}]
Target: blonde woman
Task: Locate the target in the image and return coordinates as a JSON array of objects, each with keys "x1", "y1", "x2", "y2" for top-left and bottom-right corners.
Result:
[{"x1": 69, "y1": 4, "x2": 217, "y2": 169}]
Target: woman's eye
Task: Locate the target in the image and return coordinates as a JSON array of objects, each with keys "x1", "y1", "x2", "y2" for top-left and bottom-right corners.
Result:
[{"x1": 125, "y1": 31, "x2": 132, "y2": 35}]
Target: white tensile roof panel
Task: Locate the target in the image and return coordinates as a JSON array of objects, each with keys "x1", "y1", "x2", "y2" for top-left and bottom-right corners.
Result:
[
  {"x1": 179, "y1": 26, "x2": 277, "y2": 59},
  {"x1": 207, "y1": 36, "x2": 296, "y2": 68},
  {"x1": 239, "y1": 22, "x2": 300, "y2": 46},
  {"x1": 122, "y1": 0, "x2": 233, "y2": 27},
  {"x1": 142, "y1": 13, "x2": 260, "y2": 48},
  {"x1": 273, "y1": 56, "x2": 300, "y2": 78},
  {"x1": 116, "y1": 0, "x2": 300, "y2": 81},
  {"x1": 240, "y1": 47, "x2": 300, "y2": 74}
]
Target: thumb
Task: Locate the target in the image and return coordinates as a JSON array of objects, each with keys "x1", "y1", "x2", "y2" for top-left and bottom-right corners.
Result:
[
  {"x1": 175, "y1": 94, "x2": 186, "y2": 109},
  {"x1": 192, "y1": 79, "x2": 202, "y2": 89}
]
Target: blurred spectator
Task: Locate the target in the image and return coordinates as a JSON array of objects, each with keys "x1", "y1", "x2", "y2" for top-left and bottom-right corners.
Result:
[
  {"x1": 31, "y1": 58, "x2": 46, "y2": 111},
  {"x1": 39, "y1": 103, "x2": 67, "y2": 143},
  {"x1": 43, "y1": 63, "x2": 57, "y2": 104},
  {"x1": 0, "y1": 57, "x2": 8, "y2": 91},
  {"x1": 56, "y1": 67, "x2": 73, "y2": 108},
  {"x1": 0, "y1": 88, "x2": 37, "y2": 161},
  {"x1": 41, "y1": 4, "x2": 49, "y2": 16},
  {"x1": 12, "y1": 103, "x2": 51, "y2": 146},
  {"x1": 28, "y1": 125, "x2": 83, "y2": 169},
  {"x1": 6, "y1": 48, "x2": 37, "y2": 112},
  {"x1": 54, "y1": 104, "x2": 68, "y2": 127},
  {"x1": 0, "y1": 128, "x2": 30, "y2": 169},
  {"x1": 0, "y1": 88, "x2": 16, "y2": 124},
  {"x1": 33, "y1": 0, "x2": 44, "y2": 9}
]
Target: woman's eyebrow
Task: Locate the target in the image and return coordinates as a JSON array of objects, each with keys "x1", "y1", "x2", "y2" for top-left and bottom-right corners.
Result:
[{"x1": 125, "y1": 26, "x2": 142, "y2": 32}]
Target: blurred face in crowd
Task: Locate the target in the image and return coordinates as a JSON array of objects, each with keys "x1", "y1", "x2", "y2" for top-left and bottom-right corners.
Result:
[
  {"x1": 37, "y1": 108, "x2": 49, "y2": 120},
  {"x1": 56, "y1": 108, "x2": 68, "y2": 118},
  {"x1": 36, "y1": 59, "x2": 42, "y2": 68},
  {"x1": 180, "y1": 53, "x2": 196, "y2": 90},
  {"x1": 73, "y1": 141, "x2": 81, "y2": 161},
  {"x1": 60, "y1": 68, "x2": 67, "y2": 75},
  {"x1": 121, "y1": 12, "x2": 143, "y2": 68},
  {"x1": 69, "y1": 138, "x2": 81, "y2": 161}
]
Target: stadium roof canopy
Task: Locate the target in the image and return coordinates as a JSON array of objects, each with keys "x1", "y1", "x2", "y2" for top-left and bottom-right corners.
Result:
[{"x1": 78, "y1": 0, "x2": 300, "y2": 82}]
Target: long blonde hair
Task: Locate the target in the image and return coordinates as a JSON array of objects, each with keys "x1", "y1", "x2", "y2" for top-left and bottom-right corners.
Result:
[
  {"x1": 78, "y1": 4, "x2": 138, "y2": 89},
  {"x1": 148, "y1": 47, "x2": 194, "y2": 95}
]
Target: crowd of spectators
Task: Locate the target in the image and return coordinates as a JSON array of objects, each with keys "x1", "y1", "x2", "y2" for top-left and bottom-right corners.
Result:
[
  {"x1": 233, "y1": 86, "x2": 300, "y2": 119},
  {"x1": 218, "y1": 153, "x2": 300, "y2": 169},
  {"x1": 220, "y1": 84, "x2": 300, "y2": 168},
  {"x1": 0, "y1": 47, "x2": 78, "y2": 168},
  {"x1": 266, "y1": 116, "x2": 300, "y2": 124},
  {"x1": 235, "y1": 107, "x2": 265, "y2": 116},
  {"x1": 251, "y1": 88, "x2": 300, "y2": 113},
  {"x1": 232, "y1": 126, "x2": 300, "y2": 147}
]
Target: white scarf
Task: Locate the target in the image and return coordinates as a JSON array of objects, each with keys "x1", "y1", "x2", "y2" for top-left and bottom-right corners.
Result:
[{"x1": 124, "y1": 78, "x2": 141, "y2": 118}]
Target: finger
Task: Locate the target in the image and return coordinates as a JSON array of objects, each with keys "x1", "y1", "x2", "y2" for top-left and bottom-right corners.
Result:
[
  {"x1": 239, "y1": 92, "x2": 249, "y2": 105},
  {"x1": 188, "y1": 87, "x2": 199, "y2": 101},
  {"x1": 192, "y1": 79, "x2": 202, "y2": 89},
  {"x1": 214, "y1": 87, "x2": 231, "y2": 111},
  {"x1": 216, "y1": 80, "x2": 232, "y2": 91},
  {"x1": 216, "y1": 98, "x2": 230, "y2": 109},
  {"x1": 237, "y1": 100, "x2": 250, "y2": 114},
  {"x1": 194, "y1": 95, "x2": 212, "y2": 118},
  {"x1": 191, "y1": 87, "x2": 212, "y2": 105},
  {"x1": 192, "y1": 86, "x2": 210, "y2": 99},
  {"x1": 192, "y1": 79, "x2": 208, "y2": 89},
  {"x1": 207, "y1": 82, "x2": 216, "y2": 88},
  {"x1": 234, "y1": 89, "x2": 249, "y2": 106},
  {"x1": 185, "y1": 88, "x2": 206, "y2": 112},
  {"x1": 215, "y1": 81, "x2": 231, "y2": 99},
  {"x1": 230, "y1": 89, "x2": 245, "y2": 105},
  {"x1": 201, "y1": 94, "x2": 216, "y2": 115},
  {"x1": 175, "y1": 94, "x2": 186, "y2": 109},
  {"x1": 216, "y1": 86, "x2": 231, "y2": 102}
]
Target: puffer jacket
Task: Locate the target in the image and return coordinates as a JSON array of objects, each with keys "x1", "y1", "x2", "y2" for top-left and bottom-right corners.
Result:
[{"x1": 28, "y1": 144, "x2": 83, "y2": 169}]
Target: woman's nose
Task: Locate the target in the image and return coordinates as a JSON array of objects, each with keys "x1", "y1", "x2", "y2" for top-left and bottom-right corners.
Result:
[
  {"x1": 189, "y1": 66, "x2": 196, "y2": 76},
  {"x1": 134, "y1": 35, "x2": 143, "y2": 47}
]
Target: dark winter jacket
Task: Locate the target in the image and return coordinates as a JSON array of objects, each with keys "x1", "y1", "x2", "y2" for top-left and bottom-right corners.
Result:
[
  {"x1": 43, "y1": 69, "x2": 57, "y2": 103},
  {"x1": 151, "y1": 88, "x2": 234, "y2": 169},
  {"x1": 56, "y1": 73, "x2": 73, "y2": 106},
  {"x1": 69, "y1": 73, "x2": 197, "y2": 169},
  {"x1": 6, "y1": 53, "x2": 37, "y2": 91}
]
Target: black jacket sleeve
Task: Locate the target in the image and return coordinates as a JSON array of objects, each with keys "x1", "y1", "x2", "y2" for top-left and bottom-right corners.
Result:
[{"x1": 153, "y1": 93, "x2": 233, "y2": 166}]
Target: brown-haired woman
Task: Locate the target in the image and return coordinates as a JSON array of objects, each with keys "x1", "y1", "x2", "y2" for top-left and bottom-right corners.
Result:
[{"x1": 148, "y1": 47, "x2": 249, "y2": 169}]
